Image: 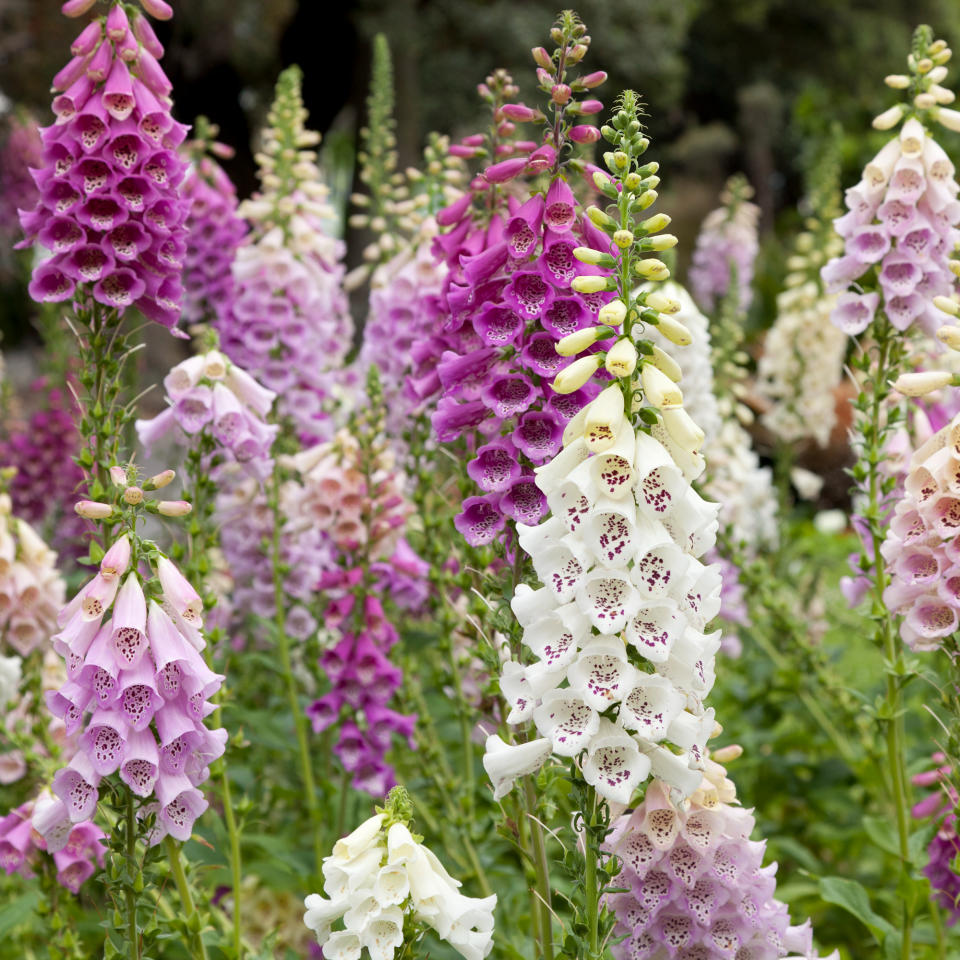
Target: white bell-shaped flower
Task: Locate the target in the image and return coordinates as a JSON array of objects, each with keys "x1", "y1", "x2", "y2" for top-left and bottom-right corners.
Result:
[
  {"x1": 581, "y1": 719, "x2": 651, "y2": 804},
  {"x1": 617, "y1": 673, "x2": 687, "y2": 741},
  {"x1": 521, "y1": 603, "x2": 591, "y2": 670},
  {"x1": 482, "y1": 734, "x2": 553, "y2": 801},
  {"x1": 510, "y1": 584, "x2": 557, "y2": 628},
  {"x1": 547, "y1": 478, "x2": 594, "y2": 534},
  {"x1": 640, "y1": 742, "x2": 705, "y2": 797},
  {"x1": 536, "y1": 535, "x2": 591, "y2": 604},
  {"x1": 303, "y1": 894, "x2": 351, "y2": 946},
  {"x1": 634, "y1": 431, "x2": 688, "y2": 518},
  {"x1": 658, "y1": 627, "x2": 720, "y2": 697},
  {"x1": 322, "y1": 928, "x2": 363, "y2": 960},
  {"x1": 679, "y1": 563, "x2": 724, "y2": 629},
  {"x1": 666, "y1": 706, "x2": 716, "y2": 752},
  {"x1": 624, "y1": 598, "x2": 684, "y2": 663},
  {"x1": 581, "y1": 498, "x2": 641, "y2": 568},
  {"x1": 575, "y1": 566, "x2": 642, "y2": 633},
  {"x1": 361, "y1": 905, "x2": 405, "y2": 960},
  {"x1": 373, "y1": 864, "x2": 410, "y2": 908},
  {"x1": 631, "y1": 541, "x2": 691, "y2": 600},
  {"x1": 588, "y1": 426, "x2": 637, "y2": 500},
  {"x1": 533, "y1": 688, "x2": 600, "y2": 756},
  {"x1": 322, "y1": 844, "x2": 383, "y2": 899},
  {"x1": 566, "y1": 637, "x2": 638, "y2": 711},
  {"x1": 533, "y1": 436, "x2": 590, "y2": 496}
]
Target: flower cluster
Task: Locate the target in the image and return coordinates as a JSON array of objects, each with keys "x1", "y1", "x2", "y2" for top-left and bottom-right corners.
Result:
[
  {"x1": 180, "y1": 122, "x2": 247, "y2": 329},
  {"x1": 136, "y1": 348, "x2": 277, "y2": 480},
  {"x1": 758, "y1": 168, "x2": 847, "y2": 448},
  {"x1": 19, "y1": 0, "x2": 188, "y2": 327},
  {"x1": 0, "y1": 111, "x2": 42, "y2": 269},
  {"x1": 0, "y1": 493, "x2": 66, "y2": 657},
  {"x1": 217, "y1": 66, "x2": 353, "y2": 444},
  {"x1": 604, "y1": 763, "x2": 837, "y2": 960},
  {"x1": 822, "y1": 30, "x2": 960, "y2": 335},
  {"x1": 45, "y1": 529, "x2": 225, "y2": 845},
  {"x1": 881, "y1": 409, "x2": 960, "y2": 651},
  {"x1": 1, "y1": 794, "x2": 105, "y2": 893},
  {"x1": 688, "y1": 175, "x2": 760, "y2": 315},
  {"x1": 0, "y1": 378, "x2": 86, "y2": 558},
  {"x1": 414, "y1": 40, "x2": 613, "y2": 547},
  {"x1": 911, "y1": 754, "x2": 960, "y2": 924},
  {"x1": 284, "y1": 417, "x2": 421, "y2": 796},
  {"x1": 483, "y1": 93, "x2": 726, "y2": 806},
  {"x1": 303, "y1": 791, "x2": 497, "y2": 960}
]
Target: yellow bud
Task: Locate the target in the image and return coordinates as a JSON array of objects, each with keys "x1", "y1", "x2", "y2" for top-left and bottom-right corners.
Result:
[
  {"x1": 573, "y1": 246, "x2": 615, "y2": 267},
  {"x1": 571, "y1": 275, "x2": 613, "y2": 294},
  {"x1": 934, "y1": 295, "x2": 960, "y2": 316},
  {"x1": 645, "y1": 291, "x2": 681, "y2": 314},
  {"x1": 584, "y1": 384, "x2": 625, "y2": 452},
  {"x1": 872, "y1": 104, "x2": 905, "y2": 130},
  {"x1": 640, "y1": 233, "x2": 678, "y2": 251},
  {"x1": 597, "y1": 299, "x2": 627, "y2": 327},
  {"x1": 934, "y1": 48, "x2": 953, "y2": 65},
  {"x1": 639, "y1": 213, "x2": 671, "y2": 233},
  {"x1": 651, "y1": 345, "x2": 682, "y2": 382},
  {"x1": 613, "y1": 229, "x2": 634, "y2": 249},
  {"x1": 633, "y1": 189, "x2": 658, "y2": 211},
  {"x1": 653, "y1": 314, "x2": 693, "y2": 346},
  {"x1": 661, "y1": 406, "x2": 705, "y2": 454},
  {"x1": 552, "y1": 355, "x2": 602, "y2": 394},
  {"x1": 918, "y1": 57, "x2": 934, "y2": 73},
  {"x1": 892, "y1": 371, "x2": 953, "y2": 396},
  {"x1": 605, "y1": 338, "x2": 638, "y2": 378},
  {"x1": 936, "y1": 325, "x2": 960, "y2": 350},
  {"x1": 884, "y1": 74, "x2": 911, "y2": 89},
  {"x1": 633, "y1": 259, "x2": 670, "y2": 281},
  {"x1": 556, "y1": 326, "x2": 602, "y2": 356},
  {"x1": 641, "y1": 363, "x2": 683, "y2": 409},
  {"x1": 123, "y1": 486, "x2": 144, "y2": 505}
]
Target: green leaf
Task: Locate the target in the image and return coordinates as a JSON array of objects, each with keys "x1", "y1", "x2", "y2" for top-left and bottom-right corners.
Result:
[
  {"x1": 818, "y1": 876, "x2": 895, "y2": 944},
  {"x1": 0, "y1": 891, "x2": 39, "y2": 938},
  {"x1": 863, "y1": 815, "x2": 899, "y2": 858}
]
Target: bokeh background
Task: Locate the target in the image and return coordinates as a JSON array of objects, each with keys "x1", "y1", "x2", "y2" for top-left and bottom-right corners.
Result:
[{"x1": 3, "y1": 0, "x2": 960, "y2": 343}]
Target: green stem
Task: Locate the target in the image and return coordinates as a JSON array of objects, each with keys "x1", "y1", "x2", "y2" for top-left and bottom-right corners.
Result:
[
  {"x1": 269, "y1": 467, "x2": 323, "y2": 875},
  {"x1": 164, "y1": 837, "x2": 209, "y2": 960},
  {"x1": 524, "y1": 778, "x2": 554, "y2": 960},
  {"x1": 221, "y1": 770, "x2": 243, "y2": 959},
  {"x1": 584, "y1": 800, "x2": 599, "y2": 959},
  {"x1": 125, "y1": 792, "x2": 139, "y2": 960},
  {"x1": 860, "y1": 322, "x2": 914, "y2": 958}
]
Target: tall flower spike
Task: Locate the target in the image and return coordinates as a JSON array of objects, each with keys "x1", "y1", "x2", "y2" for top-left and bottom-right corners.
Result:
[
  {"x1": 303, "y1": 787, "x2": 497, "y2": 960},
  {"x1": 19, "y1": 0, "x2": 189, "y2": 328},
  {"x1": 758, "y1": 143, "x2": 848, "y2": 450},
  {"x1": 216, "y1": 65, "x2": 353, "y2": 445},
  {"x1": 416, "y1": 27, "x2": 615, "y2": 547},
  {"x1": 483, "y1": 91, "x2": 721, "y2": 806},
  {"x1": 821, "y1": 25, "x2": 960, "y2": 336},
  {"x1": 180, "y1": 117, "x2": 247, "y2": 330},
  {"x1": 688, "y1": 174, "x2": 760, "y2": 316},
  {"x1": 603, "y1": 754, "x2": 839, "y2": 960}
]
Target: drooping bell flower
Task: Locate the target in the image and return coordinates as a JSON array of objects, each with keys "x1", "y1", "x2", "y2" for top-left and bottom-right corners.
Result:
[{"x1": 19, "y1": 0, "x2": 190, "y2": 329}]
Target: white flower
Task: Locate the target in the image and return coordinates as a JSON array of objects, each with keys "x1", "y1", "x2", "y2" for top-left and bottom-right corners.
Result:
[
  {"x1": 304, "y1": 894, "x2": 350, "y2": 946},
  {"x1": 533, "y1": 688, "x2": 600, "y2": 756},
  {"x1": 617, "y1": 674, "x2": 687, "y2": 740},
  {"x1": 482, "y1": 735, "x2": 552, "y2": 801},
  {"x1": 575, "y1": 567, "x2": 642, "y2": 633},
  {"x1": 322, "y1": 929, "x2": 363, "y2": 960},
  {"x1": 0, "y1": 653, "x2": 21, "y2": 709},
  {"x1": 566, "y1": 638, "x2": 637, "y2": 710},
  {"x1": 372, "y1": 864, "x2": 410, "y2": 908},
  {"x1": 581, "y1": 719, "x2": 651, "y2": 804},
  {"x1": 362, "y1": 905, "x2": 405, "y2": 960}
]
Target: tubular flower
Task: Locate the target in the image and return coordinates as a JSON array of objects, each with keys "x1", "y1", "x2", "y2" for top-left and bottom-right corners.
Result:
[
  {"x1": 0, "y1": 377, "x2": 88, "y2": 561},
  {"x1": 911, "y1": 755, "x2": 960, "y2": 924},
  {"x1": 881, "y1": 410, "x2": 960, "y2": 651},
  {"x1": 604, "y1": 759, "x2": 838, "y2": 960},
  {"x1": 412, "y1": 60, "x2": 614, "y2": 547},
  {"x1": 303, "y1": 789, "x2": 497, "y2": 960},
  {"x1": 283, "y1": 410, "x2": 422, "y2": 796},
  {"x1": 688, "y1": 175, "x2": 760, "y2": 315},
  {"x1": 821, "y1": 32, "x2": 960, "y2": 336},
  {"x1": 180, "y1": 123, "x2": 247, "y2": 329},
  {"x1": 19, "y1": 0, "x2": 189, "y2": 328},
  {"x1": 758, "y1": 165, "x2": 848, "y2": 448},
  {"x1": 0, "y1": 112, "x2": 42, "y2": 276},
  {"x1": 216, "y1": 66, "x2": 353, "y2": 445},
  {"x1": 0, "y1": 796, "x2": 105, "y2": 893},
  {"x1": 45, "y1": 534, "x2": 225, "y2": 844},
  {"x1": 484, "y1": 96, "x2": 728, "y2": 804},
  {"x1": 135, "y1": 348, "x2": 278, "y2": 480},
  {"x1": 0, "y1": 493, "x2": 66, "y2": 657}
]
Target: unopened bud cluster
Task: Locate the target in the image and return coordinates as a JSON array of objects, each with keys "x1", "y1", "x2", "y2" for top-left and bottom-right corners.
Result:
[
  {"x1": 877, "y1": 26, "x2": 957, "y2": 132},
  {"x1": 75, "y1": 464, "x2": 190, "y2": 523}
]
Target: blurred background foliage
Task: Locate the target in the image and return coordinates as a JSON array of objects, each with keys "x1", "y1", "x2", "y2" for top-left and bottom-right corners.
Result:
[{"x1": 3, "y1": 0, "x2": 960, "y2": 323}]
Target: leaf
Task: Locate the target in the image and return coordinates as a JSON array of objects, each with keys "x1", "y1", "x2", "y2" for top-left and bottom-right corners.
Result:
[
  {"x1": 863, "y1": 815, "x2": 899, "y2": 858},
  {"x1": 0, "y1": 891, "x2": 38, "y2": 938},
  {"x1": 818, "y1": 876, "x2": 895, "y2": 944}
]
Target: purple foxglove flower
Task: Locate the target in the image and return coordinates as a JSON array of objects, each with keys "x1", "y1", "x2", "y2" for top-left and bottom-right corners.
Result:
[
  {"x1": 454, "y1": 495, "x2": 506, "y2": 546},
  {"x1": 831, "y1": 292, "x2": 880, "y2": 334},
  {"x1": 467, "y1": 441, "x2": 523, "y2": 493}
]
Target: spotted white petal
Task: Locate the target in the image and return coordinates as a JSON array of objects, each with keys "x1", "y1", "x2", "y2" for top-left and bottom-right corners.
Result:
[
  {"x1": 547, "y1": 475, "x2": 595, "y2": 534},
  {"x1": 631, "y1": 540, "x2": 691, "y2": 600},
  {"x1": 589, "y1": 426, "x2": 637, "y2": 500},
  {"x1": 536, "y1": 534, "x2": 591, "y2": 603},
  {"x1": 661, "y1": 486, "x2": 720, "y2": 556},
  {"x1": 575, "y1": 566, "x2": 642, "y2": 633},
  {"x1": 639, "y1": 742, "x2": 704, "y2": 798},
  {"x1": 679, "y1": 562, "x2": 723, "y2": 628},
  {"x1": 511, "y1": 584, "x2": 558, "y2": 628},
  {"x1": 624, "y1": 598, "x2": 684, "y2": 663},
  {"x1": 534, "y1": 436, "x2": 590, "y2": 496},
  {"x1": 567, "y1": 637, "x2": 637, "y2": 710},
  {"x1": 634, "y1": 431, "x2": 688, "y2": 517},
  {"x1": 657, "y1": 627, "x2": 720, "y2": 696},
  {"x1": 582, "y1": 719, "x2": 651, "y2": 804},
  {"x1": 617, "y1": 673, "x2": 687, "y2": 741},
  {"x1": 521, "y1": 603, "x2": 591, "y2": 670},
  {"x1": 533, "y1": 688, "x2": 600, "y2": 756},
  {"x1": 361, "y1": 905, "x2": 405, "y2": 960},
  {"x1": 483, "y1": 734, "x2": 552, "y2": 801},
  {"x1": 666, "y1": 706, "x2": 716, "y2": 752}
]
